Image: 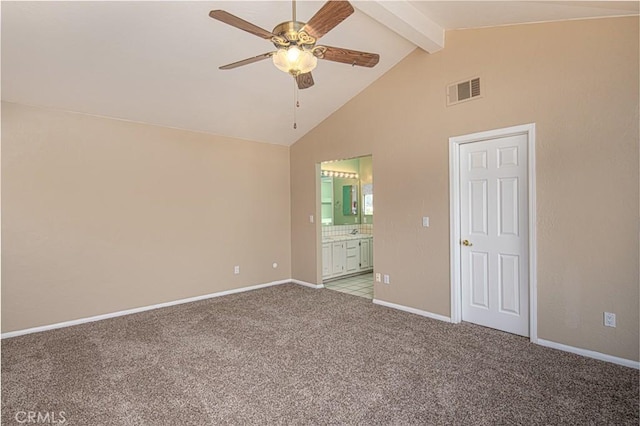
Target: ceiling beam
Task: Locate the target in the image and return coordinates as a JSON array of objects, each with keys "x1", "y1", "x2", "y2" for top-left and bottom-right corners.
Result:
[{"x1": 354, "y1": 1, "x2": 444, "y2": 53}]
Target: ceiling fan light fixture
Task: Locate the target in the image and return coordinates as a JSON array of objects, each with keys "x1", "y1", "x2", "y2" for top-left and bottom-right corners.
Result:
[{"x1": 273, "y1": 46, "x2": 317, "y2": 76}]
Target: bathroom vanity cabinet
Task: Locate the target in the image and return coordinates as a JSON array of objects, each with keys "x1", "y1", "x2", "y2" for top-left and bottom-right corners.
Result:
[{"x1": 322, "y1": 235, "x2": 373, "y2": 280}]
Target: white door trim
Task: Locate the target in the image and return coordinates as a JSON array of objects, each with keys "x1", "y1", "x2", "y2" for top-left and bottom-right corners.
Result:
[{"x1": 449, "y1": 123, "x2": 538, "y2": 343}]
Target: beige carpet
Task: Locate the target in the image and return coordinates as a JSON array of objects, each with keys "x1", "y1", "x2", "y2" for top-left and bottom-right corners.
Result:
[{"x1": 2, "y1": 284, "x2": 638, "y2": 425}]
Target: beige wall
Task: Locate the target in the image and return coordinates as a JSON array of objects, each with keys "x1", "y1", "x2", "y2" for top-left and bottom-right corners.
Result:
[
  {"x1": 290, "y1": 17, "x2": 639, "y2": 361},
  {"x1": 2, "y1": 102, "x2": 291, "y2": 332}
]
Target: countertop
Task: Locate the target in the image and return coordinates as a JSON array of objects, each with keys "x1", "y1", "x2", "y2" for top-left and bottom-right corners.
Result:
[{"x1": 322, "y1": 234, "x2": 373, "y2": 243}]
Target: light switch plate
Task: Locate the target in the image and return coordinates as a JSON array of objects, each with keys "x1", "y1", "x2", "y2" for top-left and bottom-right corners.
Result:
[{"x1": 422, "y1": 217, "x2": 430, "y2": 227}]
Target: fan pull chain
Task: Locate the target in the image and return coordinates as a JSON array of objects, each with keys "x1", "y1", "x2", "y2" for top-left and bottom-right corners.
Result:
[{"x1": 293, "y1": 78, "x2": 298, "y2": 130}]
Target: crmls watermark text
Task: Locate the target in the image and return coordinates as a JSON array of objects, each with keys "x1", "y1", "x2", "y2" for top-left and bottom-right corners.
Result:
[{"x1": 14, "y1": 411, "x2": 66, "y2": 424}]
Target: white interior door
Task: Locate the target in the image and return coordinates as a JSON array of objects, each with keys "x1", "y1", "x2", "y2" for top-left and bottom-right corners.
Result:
[{"x1": 459, "y1": 134, "x2": 529, "y2": 336}]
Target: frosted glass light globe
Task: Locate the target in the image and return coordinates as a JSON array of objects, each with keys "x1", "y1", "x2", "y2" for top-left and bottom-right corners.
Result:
[
  {"x1": 287, "y1": 46, "x2": 301, "y2": 62},
  {"x1": 273, "y1": 46, "x2": 317, "y2": 76}
]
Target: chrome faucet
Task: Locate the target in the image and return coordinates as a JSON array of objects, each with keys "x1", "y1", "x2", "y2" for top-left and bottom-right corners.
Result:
[{"x1": 350, "y1": 229, "x2": 358, "y2": 235}]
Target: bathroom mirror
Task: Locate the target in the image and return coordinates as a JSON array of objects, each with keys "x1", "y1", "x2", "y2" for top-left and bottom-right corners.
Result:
[
  {"x1": 321, "y1": 176, "x2": 361, "y2": 225},
  {"x1": 342, "y1": 185, "x2": 358, "y2": 216},
  {"x1": 333, "y1": 178, "x2": 360, "y2": 225},
  {"x1": 320, "y1": 155, "x2": 372, "y2": 226}
]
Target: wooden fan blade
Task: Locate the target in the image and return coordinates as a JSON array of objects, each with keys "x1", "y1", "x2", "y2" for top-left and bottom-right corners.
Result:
[
  {"x1": 296, "y1": 72, "x2": 315, "y2": 90},
  {"x1": 317, "y1": 46, "x2": 379, "y2": 68},
  {"x1": 219, "y1": 52, "x2": 274, "y2": 70},
  {"x1": 301, "y1": 1, "x2": 354, "y2": 40},
  {"x1": 209, "y1": 10, "x2": 275, "y2": 40}
]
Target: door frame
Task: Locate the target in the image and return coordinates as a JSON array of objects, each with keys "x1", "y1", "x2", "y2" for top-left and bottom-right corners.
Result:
[{"x1": 449, "y1": 123, "x2": 538, "y2": 343}]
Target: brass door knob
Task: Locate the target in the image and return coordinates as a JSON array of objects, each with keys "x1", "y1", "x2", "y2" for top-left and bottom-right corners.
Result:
[{"x1": 462, "y1": 239, "x2": 473, "y2": 247}]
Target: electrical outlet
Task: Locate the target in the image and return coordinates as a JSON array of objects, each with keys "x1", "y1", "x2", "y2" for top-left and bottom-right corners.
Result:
[
  {"x1": 383, "y1": 274, "x2": 390, "y2": 284},
  {"x1": 234, "y1": 265, "x2": 240, "y2": 275},
  {"x1": 422, "y1": 216, "x2": 430, "y2": 227},
  {"x1": 604, "y1": 312, "x2": 616, "y2": 327},
  {"x1": 309, "y1": 215, "x2": 314, "y2": 223},
  {"x1": 375, "y1": 273, "x2": 381, "y2": 282}
]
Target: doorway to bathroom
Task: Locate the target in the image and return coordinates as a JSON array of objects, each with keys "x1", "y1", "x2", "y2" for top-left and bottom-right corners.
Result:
[{"x1": 319, "y1": 155, "x2": 374, "y2": 299}]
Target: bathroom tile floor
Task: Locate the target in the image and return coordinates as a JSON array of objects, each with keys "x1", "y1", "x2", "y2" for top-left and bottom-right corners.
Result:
[{"x1": 323, "y1": 272, "x2": 374, "y2": 299}]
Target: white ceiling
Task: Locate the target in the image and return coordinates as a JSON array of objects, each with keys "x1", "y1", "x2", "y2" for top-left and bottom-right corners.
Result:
[{"x1": 2, "y1": 1, "x2": 638, "y2": 146}]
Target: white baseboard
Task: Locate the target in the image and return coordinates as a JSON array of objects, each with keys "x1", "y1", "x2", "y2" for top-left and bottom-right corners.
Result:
[
  {"x1": 537, "y1": 338, "x2": 639, "y2": 370},
  {"x1": 5, "y1": 280, "x2": 637, "y2": 371},
  {"x1": 1, "y1": 279, "x2": 291, "y2": 339},
  {"x1": 291, "y1": 279, "x2": 324, "y2": 289},
  {"x1": 371, "y1": 301, "x2": 638, "y2": 369},
  {"x1": 373, "y1": 299, "x2": 451, "y2": 323}
]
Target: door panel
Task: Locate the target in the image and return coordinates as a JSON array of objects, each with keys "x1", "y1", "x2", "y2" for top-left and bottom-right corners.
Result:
[
  {"x1": 332, "y1": 242, "x2": 345, "y2": 276},
  {"x1": 322, "y1": 244, "x2": 332, "y2": 278},
  {"x1": 360, "y1": 239, "x2": 370, "y2": 269},
  {"x1": 460, "y1": 134, "x2": 529, "y2": 337},
  {"x1": 470, "y1": 251, "x2": 489, "y2": 309},
  {"x1": 345, "y1": 240, "x2": 359, "y2": 273},
  {"x1": 499, "y1": 254, "x2": 520, "y2": 315},
  {"x1": 469, "y1": 180, "x2": 488, "y2": 235},
  {"x1": 498, "y1": 177, "x2": 519, "y2": 236}
]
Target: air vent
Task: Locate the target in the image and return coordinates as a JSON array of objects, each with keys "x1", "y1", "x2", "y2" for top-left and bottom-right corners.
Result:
[{"x1": 447, "y1": 77, "x2": 482, "y2": 106}]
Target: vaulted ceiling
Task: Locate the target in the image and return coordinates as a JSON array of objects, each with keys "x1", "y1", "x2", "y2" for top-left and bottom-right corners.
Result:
[{"x1": 2, "y1": 1, "x2": 637, "y2": 146}]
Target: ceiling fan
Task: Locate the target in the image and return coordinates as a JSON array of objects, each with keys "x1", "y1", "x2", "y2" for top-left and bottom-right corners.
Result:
[{"x1": 209, "y1": 0, "x2": 380, "y2": 90}]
